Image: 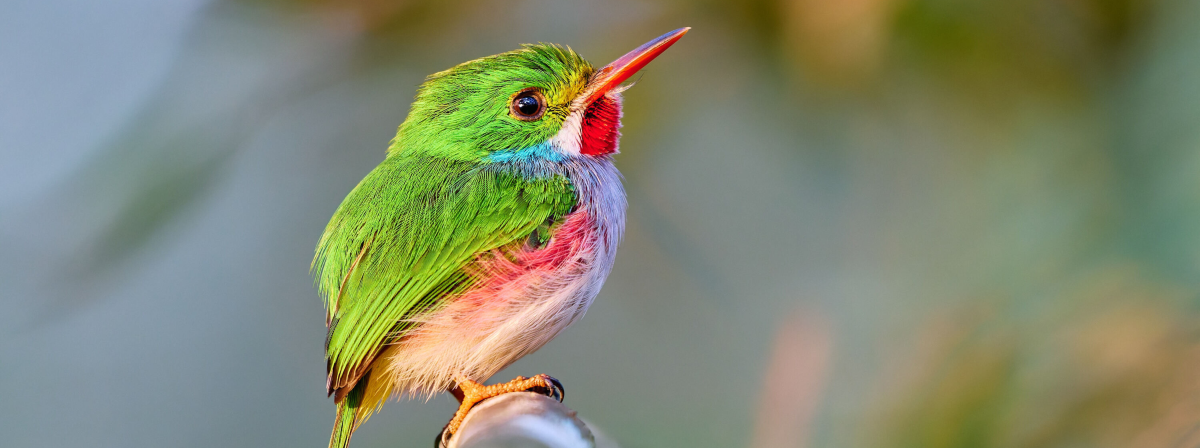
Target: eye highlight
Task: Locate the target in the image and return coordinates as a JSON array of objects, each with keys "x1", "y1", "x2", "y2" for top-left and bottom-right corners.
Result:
[{"x1": 509, "y1": 88, "x2": 546, "y2": 121}]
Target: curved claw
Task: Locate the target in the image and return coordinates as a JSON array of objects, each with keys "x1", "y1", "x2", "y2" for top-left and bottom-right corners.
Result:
[
  {"x1": 546, "y1": 376, "x2": 565, "y2": 402},
  {"x1": 525, "y1": 374, "x2": 564, "y2": 402}
]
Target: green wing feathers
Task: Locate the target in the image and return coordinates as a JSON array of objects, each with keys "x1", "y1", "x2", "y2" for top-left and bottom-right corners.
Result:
[{"x1": 312, "y1": 153, "x2": 576, "y2": 395}]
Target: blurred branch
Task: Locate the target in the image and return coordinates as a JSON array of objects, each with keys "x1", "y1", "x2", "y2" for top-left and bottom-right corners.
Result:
[
  {"x1": 751, "y1": 311, "x2": 833, "y2": 448},
  {"x1": 30, "y1": 1, "x2": 363, "y2": 324}
]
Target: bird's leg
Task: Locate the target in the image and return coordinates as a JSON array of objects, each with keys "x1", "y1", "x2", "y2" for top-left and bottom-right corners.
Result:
[
  {"x1": 438, "y1": 374, "x2": 564, "y2": 445},
  {"x1": 448, "y1": 385, "x2": 466, "y2": 403}
]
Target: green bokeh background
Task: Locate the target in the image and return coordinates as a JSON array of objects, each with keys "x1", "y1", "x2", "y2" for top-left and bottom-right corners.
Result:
[{"x1": 3, "y1": 0, "x2": 1200, "y2": 447}]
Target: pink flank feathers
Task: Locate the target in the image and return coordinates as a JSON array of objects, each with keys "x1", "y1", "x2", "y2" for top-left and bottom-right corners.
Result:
[
  {"x1": 377, "y1": 206, "x2": 615, "y2": 398},
  {"x1": 469, "y1": 210, "x2": 595, "y2": 304}
]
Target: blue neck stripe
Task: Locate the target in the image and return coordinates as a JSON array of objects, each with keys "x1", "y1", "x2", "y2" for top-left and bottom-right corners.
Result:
[{"x1": 484, "y1": 142, "x2": 567, "y2": 164}]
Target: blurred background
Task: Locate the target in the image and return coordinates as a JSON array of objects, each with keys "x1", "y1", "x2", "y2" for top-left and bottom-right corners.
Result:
[{"x1": 3, "y1": 0, "x2": 1200, "y2": 447}]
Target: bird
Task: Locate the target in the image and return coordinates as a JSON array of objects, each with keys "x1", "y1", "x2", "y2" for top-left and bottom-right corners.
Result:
[{"x1": 311, "y1": 27, "x2": 689, "y2": 448}]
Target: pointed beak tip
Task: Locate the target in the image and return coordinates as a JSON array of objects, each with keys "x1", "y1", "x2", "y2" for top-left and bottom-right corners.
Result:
[
  {"x1": 580, "y1": 27, "x2": 691, "y2": 106},
  {"x1": 648, "y1": 27, "x2": 691, "y2": 53}
]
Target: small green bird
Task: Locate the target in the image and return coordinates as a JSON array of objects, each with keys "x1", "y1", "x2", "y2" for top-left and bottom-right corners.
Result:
[{"x1": 312, "y1": 28, "x2": 688, "y2": 447}]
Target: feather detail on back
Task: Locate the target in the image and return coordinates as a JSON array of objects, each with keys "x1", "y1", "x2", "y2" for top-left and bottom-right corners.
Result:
[{"x1": 313, "y1": 154, "x2": 576, "y2": 394}]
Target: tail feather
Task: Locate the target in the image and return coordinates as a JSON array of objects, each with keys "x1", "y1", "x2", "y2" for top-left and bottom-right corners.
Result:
[{"x1": 329, "y1": 379, "x2": 367, "y2": 448}]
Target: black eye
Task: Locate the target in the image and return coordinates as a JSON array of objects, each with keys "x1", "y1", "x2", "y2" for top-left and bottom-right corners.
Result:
[{"x1": 510, "y1": 89, "x2": 546, "y2": 121}]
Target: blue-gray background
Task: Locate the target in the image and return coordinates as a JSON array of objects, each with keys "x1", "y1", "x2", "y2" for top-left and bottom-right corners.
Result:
[{"x1": 5, "y1": 1, "x2": 1200, "y2": 447}]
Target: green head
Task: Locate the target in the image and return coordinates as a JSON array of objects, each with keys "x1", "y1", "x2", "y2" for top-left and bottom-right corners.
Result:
[
  {"x1": 394, "y1": 44, "x2": 593, "y2": 160},
  {"x1": 389, "y1": 28, "x2": 690, "y2": 163}
]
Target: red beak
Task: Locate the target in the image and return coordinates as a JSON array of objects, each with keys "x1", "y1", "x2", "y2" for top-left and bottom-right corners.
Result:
[{"x1": 576, "y1": 27, "x2": 690, "y2": 108}]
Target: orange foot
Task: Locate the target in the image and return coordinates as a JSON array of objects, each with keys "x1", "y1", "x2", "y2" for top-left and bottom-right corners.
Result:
[{"x1": 437, "y1": 374, "x2": 564, "y2": 446}]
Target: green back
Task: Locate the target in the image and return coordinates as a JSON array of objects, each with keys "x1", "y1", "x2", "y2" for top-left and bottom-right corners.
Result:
[{"x1": 314, "y1": 153, "x2": 575, "y2": 389}]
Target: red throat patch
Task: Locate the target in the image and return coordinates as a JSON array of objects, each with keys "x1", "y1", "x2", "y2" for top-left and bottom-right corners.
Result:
[{"x1": 580, "y1": 95, "x2": 622, "y2": 156}]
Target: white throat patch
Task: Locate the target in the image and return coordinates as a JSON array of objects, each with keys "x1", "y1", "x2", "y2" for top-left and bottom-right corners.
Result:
[{"x1": 549, "y1": 110, "x2": 584, "y2": 156}]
